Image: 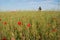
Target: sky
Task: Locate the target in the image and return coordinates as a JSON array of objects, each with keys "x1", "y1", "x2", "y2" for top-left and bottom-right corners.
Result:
[{"x1": 0, "y1": 0, "x2": 60, "y2": 11}]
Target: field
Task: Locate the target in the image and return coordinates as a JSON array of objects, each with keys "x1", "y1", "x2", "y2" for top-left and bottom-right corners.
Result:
[{"x1": 0, "y1": 11, "x2": 60, "y2": 40}]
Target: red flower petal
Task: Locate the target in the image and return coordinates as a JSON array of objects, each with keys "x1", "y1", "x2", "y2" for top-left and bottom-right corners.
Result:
[
  {"x1": 2, "y1": 37, "x2": 7, "y2": 40},
  {"x1": 18, "y1": 21, "x2": 22, "y2": 25},
  {"x1": 27, "y1": 23, "x2": 31, "y2": 27},
  {"x1": 0, "y1": 18, "x2": 1, "y2": 21},
  {"x1": 52, "y1": 29, "x2": 57, "y2": 32},
  {"x1": 3, "y1": 22, "x2": 7, "y2": 25}
]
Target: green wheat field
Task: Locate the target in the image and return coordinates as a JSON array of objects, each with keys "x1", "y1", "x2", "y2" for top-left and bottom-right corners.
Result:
[{"x1": 0, "y1": 11, "x2": 60, "y2": 40}]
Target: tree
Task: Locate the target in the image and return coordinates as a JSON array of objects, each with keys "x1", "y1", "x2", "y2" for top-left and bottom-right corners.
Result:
[{"x1": 38, "y1": 6, "x2": 42, "y2": 11}]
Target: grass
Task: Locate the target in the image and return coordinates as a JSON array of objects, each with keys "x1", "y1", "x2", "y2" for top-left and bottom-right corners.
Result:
[{"x1": 0, "y1": 11, "x2": 60, "y2": 40}]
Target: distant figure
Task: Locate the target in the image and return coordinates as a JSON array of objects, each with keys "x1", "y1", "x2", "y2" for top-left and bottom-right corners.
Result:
[{"x1": 38, "y1": 6, "x2": 42, "y2": 11}]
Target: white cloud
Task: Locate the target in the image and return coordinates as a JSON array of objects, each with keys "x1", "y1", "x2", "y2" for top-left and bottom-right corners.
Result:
[{"x1": 0, "y1": 0, "x2": 59, "y2": 11}]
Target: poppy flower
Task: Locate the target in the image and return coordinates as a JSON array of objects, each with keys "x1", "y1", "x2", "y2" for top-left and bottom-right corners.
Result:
[
  {"x1": 2, "y1": 37, "x2": 7, "y2": 40},
  {"x1": 3, "y1": 22, "x2": 7, "y2": 25},
  {"x1": 18, "y1": 21, "x2": 22, "y2": 26},
  {"x1": 11, "y1": 37, "x2": 15, "y2": 40},
  {"x1": 27, "y1": 23, "x2": 31, "y2": 27},
  {"x1": 0, "y1": 18, "x2": 1, "y2": 21},
  {"x1": 52, "y1": 29, "x2": 57, "y2": 32}
]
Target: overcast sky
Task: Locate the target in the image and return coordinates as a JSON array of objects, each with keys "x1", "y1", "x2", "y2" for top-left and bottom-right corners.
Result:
[{"x1": 0, "y1": 0, "x2": 60, "y2": 11}]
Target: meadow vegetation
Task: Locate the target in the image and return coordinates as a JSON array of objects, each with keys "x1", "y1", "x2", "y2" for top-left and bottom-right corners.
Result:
[{"x1": 0, "y1": 11, "x2": 60, "y2": 40}]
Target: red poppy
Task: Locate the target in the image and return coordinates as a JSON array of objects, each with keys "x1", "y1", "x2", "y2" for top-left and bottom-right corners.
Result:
[
  {"x1": 27, "y1": 23, "x2": 31, "y2": 27},
  {"x1": 0, "y1": 18, "x2": 1, "y2": 21},
  {"x1": 52, "y1": 29, "x2": 57, "y2": 32},
  {"x1": 18, "y1": 21, "x2": 22, "y2": 26},
  {"x1": 11, "y1": 37, "x2": 15, "y2": 40},
  {"x1": 2, "y1": 37, "x2": 7, "y2": 40},
  {"x1": 3, "y1": 22, "x2": 7, "y2": 25}
]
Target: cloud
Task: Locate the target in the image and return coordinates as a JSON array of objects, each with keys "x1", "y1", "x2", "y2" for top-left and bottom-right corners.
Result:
[{"x1": 0, "y1": 0, "x2": 59, "y2": 11}]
